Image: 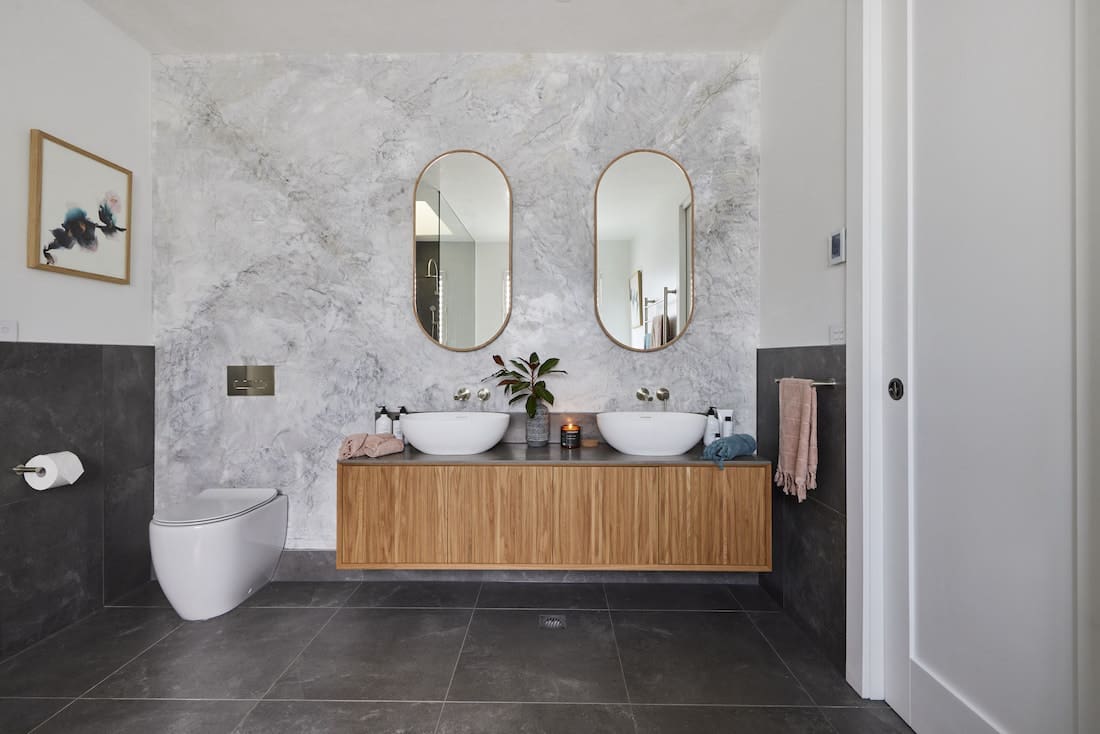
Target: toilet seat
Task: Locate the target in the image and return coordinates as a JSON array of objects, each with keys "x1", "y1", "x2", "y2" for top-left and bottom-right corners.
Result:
[{"x1": 153, "y1": 488, "x2": 277, "y2": 526}]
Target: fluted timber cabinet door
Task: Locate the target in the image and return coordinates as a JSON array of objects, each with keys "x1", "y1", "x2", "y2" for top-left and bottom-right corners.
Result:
[
  {"x1": 657, "y1": 465, "x2": 771, "y2": 568},
  {"x1": 553, "y1": 466, "x2": 660, "y2": 567},
  {"x1": 445, "y1": 466, "x2": 555, "y2": 565}
]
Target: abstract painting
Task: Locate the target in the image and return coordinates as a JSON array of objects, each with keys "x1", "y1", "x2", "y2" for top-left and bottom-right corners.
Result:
[{"x1": 26, "y1": 130, "x2": 132, "y2": 284}]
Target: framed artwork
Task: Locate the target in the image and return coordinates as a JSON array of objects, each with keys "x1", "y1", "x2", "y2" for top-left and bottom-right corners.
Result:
[
  {"x1": 26, "y1": 129, "x2": 132, "y2": 284},
  {"x1": 629, "y1": 270, "x2": 643, "y2": 327},
  {"x1": 829, "y1": 228, "x2": 847, "y2": 266}
]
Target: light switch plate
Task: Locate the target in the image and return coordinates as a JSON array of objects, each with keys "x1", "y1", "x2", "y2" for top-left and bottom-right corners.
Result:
[
  {"x1": 0, "y1": 320, "x2": 18, "y2": 342},
  {"x1": 829, "y1": 324, "x2": 846, "y2": 345}
]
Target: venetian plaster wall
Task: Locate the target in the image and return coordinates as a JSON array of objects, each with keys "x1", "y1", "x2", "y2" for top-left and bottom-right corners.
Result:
[{"x1": 153, "y1": 54, "x2": 760, "y2": 548}]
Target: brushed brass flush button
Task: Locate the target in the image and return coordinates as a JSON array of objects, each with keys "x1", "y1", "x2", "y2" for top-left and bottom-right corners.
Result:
[{"x1": 226, "y1": 365, "x2": 275, "y2": 396}]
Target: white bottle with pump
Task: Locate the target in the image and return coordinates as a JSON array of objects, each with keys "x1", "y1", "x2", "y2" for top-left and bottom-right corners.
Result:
[
  {"x1": 703, "y1": 407, "x2": 721, "y2": 446},
  {"x1": 393, "y1": 406, "x2": 406, "y2": 440},
  {"x1": 375, "y1": 405, "x2": 392, "y2": 435}
]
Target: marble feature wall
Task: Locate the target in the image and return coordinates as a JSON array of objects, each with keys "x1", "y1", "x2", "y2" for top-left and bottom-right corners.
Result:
[
  {"x1": 756, "y1": 346, "x2": 847, "y2": 671},
  {"x1": 0, "y1": 343, "x2": 154, "y2": 659},
  {"x1": 153, "y1": 54, "x2": 760, "y2": 549}
]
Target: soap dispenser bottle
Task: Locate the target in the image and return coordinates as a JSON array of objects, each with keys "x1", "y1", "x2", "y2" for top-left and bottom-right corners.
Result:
[
  {"x1": 703, "y1": 407, "x2": 721, "y2": 446},
  {"x1": 375, "y1": 405, "x2": 392, "y2": 435},
  {"x1": 393, "y1": 406, "x2": 407, "y2": 441}
]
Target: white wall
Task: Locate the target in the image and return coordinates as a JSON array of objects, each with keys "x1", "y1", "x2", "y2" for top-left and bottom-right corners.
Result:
[
  {"x1": 0, "y1": 0, "x2": 152, "y2": 346},
  {"x1": 759, "y1": 0, "x2": 847, "y2": 348},
  {"x1": 909, "y1": 1, "x2": 1076, "y2": 732},
  {"x1": 473, "y1": 240, "x2": 509, "y2": 344}
]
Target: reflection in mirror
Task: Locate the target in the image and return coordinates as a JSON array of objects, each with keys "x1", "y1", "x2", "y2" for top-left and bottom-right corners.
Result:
[
  {"x1": 414, "y1": 151, "x2": 511, "y2": 351},
  {"x1": 595, "y1": 150, "x2": 694, "y2": 351}
]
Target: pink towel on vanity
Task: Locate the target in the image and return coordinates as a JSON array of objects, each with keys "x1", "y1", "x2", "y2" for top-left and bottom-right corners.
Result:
[
  {"x1": 775, "y1": 378, "x2": 818, "y2": 502},
  {"x1": 339, "y1": 433, "x2": 405, "y2": 460}
]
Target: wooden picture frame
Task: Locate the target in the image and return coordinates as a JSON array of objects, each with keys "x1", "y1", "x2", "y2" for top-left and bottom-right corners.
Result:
[
  {"x1": 26, "y1": 130, "x2": 133, "y2": 284},
  {"x1": 629, "y1": 270, "x2": 644, "y2": 328}
]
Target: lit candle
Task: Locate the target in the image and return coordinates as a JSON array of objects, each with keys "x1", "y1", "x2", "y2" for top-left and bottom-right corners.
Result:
[{"x1": 560, "y1": 422, "x2": 581, "y2": 449}]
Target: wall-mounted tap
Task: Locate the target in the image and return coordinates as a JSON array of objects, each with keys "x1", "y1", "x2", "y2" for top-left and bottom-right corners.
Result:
[
  {"x1": 636, "y1": 387, "x2": 653, "y2": 402},
  {"x1": 476, "y1": 388, "x2": 491, "y2": 402},
  {"x1": 453, "y1": 387, "x2": 471, "y2": 402},
  {"x1": 655, "y1": 387, "x2": 670, "y2": 402}
]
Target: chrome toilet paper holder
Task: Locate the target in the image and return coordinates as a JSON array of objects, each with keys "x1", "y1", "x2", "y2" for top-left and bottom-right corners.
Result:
[{"x1": 11, "y1": 465, "x2": 46, "y2": 476}]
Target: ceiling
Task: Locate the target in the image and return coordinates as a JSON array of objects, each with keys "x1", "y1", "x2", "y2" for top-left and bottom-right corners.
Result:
[{"x1": 84, "y1": 0, "x2": 792, "y2": 54}]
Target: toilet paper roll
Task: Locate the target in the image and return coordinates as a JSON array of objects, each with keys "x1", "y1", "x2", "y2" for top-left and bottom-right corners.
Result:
[{"x1": 23, "y1": 451, "x2": 84, "y2": 491}]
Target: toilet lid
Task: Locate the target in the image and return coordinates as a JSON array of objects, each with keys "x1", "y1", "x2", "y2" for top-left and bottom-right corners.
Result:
[{"x1": 153, "y1": 488, "x2": 278, "y2": 526}]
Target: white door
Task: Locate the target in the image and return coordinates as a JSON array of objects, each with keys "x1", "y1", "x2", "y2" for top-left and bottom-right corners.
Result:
[{"x1": 878, "y1": 1, "x2": 1078, "y2": 732}]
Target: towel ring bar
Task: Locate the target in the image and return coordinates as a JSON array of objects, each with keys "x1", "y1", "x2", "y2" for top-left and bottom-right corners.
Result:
[{"x1": 773, "y1": 378, "x2": 840, "y2": 387}]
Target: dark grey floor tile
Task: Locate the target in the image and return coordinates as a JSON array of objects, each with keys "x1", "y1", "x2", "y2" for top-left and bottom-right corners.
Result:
[
  {"x1": 633, "y1": 704, "x2": 833, "y2": 733},
  {"x1": 0, "y1": 698, "x2": 71, "y2": 734},
  {"x1": 728, "y1": 584, "x2": 781, "y2": 611},
  {"x1": 750, "y1": 612, "x2": 866, "y2": 706},
  {"x1": 477, "y1": 583, "x2": 606, "y2": 610},
  {"x1": 613, "y1": 611, "x2": 810, "y2": 705},
  {"x1": 235, "y1": 701, "x2": 441, "y2": 734},
  {"x1": 437, "y1": 703, "x2": 634, "y2": 733},
  {"x1": 107, "y1": 581, "x2": 170, "y2": 607},
  {"x1": 346, "y1": 581, "x2": 480, "y2": 608},
  {"x1": 88, "y1": 607, "x2": 334, "y2": 700},
  {"x1": 33, "y1": 699, "x2": 254, "y2": 734},
  {"x1": 0, "y1": 608, "x2": 181, "y2": 697},
  {"x1": 824, "y1": 706, "x2": 915, "y2": 734},
  {"x1": 265, "y1": 608, "x2": 469, "y2": 701},
  {"x1": 243, "y1": 582, "x2": 360, "y2": 608},
  {"x1": 449, "y1": 610, "x2": 627, "y2": 703},
  {"x1": 604, "y1": 583, "x2": 739, "y2": 610}
]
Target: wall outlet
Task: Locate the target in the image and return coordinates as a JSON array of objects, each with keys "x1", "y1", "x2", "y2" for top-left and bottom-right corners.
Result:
[
  {"x1": 0, "y1": 320, "x2": 17, "y2": 342},
  {"x1": 829, "y1": 324, "x2": 846, "y2": 345}
]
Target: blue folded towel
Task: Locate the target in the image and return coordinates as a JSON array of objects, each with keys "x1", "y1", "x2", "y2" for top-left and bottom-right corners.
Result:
[{"x1": 702, "y1": 434, "x2": 757, "y2": 469}]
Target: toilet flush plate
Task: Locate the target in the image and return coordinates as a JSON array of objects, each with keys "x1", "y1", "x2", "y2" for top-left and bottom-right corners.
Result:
[{"x1": 226, "y1": 365, "x2": 275, "y2": 396}]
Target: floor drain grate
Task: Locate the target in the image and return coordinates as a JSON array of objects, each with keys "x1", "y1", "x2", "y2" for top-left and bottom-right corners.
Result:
[{"x1": 538, "y1": 614, "x2": 567, "y2": 630}]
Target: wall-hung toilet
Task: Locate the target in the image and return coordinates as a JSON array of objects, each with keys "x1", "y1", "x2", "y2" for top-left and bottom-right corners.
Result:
[{"x1": 150, "y1": 488, "x2": 287, "y2": 621}]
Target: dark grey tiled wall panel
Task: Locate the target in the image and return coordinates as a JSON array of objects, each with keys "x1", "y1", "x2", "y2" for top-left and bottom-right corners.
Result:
[
  {"x1": 0, "y1": 342, "x2": 154, "y2": 659},
  {"x1": 756, "y1": 345, "x2": 846, "y2": 671}
]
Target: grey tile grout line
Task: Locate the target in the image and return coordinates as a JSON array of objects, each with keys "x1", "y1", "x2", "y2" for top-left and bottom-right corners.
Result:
[
  {"x1": 339, "y1": 581, "x2": 364, "y2": 608},
  {"x1": 722, "y1": 584, "x2": 745, "y2": 610},
  {"x1": 26, "y1": 618, "x2": 187, "y2": 734},
  {"x1": 228, "y1": 605, "x2": 345, "y2": 730},
  {"x1": 602, "y1": 583, "x2": 639, "y2": 734},
  {"x1": 431, "y1": 581, "x2": 482, "y2": 734},
  {"x1": 742, "y1": 611, "x2": 842, "y2": 734},
  {"x1": 9, "y1": 695, "x2": 843, "y2": 708}
]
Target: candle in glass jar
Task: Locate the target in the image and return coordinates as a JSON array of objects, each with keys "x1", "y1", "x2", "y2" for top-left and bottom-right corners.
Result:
[{"x1": 560, "y1": 423, "x2": 581, "y2": 449}]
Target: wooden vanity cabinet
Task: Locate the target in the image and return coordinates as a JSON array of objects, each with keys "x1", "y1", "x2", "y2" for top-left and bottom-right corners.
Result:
[{"x1": 337, "y1": 462, "x2": 770, "y2": 571}]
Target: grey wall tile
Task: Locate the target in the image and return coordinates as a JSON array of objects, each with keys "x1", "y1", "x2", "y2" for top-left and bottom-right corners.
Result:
[
  {"x1": 102, "y1": 346, "x2": 155, "y2": 474},
  {"x1": 756, "y1": 345, "x2": 847, "y2": 671},
  {"x1": 104, "y1": 465, "x2": 154, "y2": 603},
  {"x1": 0, "y1": 342, "x2": 154, "y2": 660}
]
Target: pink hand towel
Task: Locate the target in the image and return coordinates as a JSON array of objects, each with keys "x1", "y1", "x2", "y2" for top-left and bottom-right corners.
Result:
[
  {"x1": 774, "y1": 378, "x2": 818, "y2": 501},
  {"x1": 339, "y1": 433, "x2": 405, "y2": 460}
]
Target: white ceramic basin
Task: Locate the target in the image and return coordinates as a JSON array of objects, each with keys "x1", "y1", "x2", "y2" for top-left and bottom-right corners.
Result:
[
  {"x1": 401, "y1": 411, "x2": 510, "y2": 455},
  {"x1": 597, "y1": 411, "x2": 707, "y2": 456}
]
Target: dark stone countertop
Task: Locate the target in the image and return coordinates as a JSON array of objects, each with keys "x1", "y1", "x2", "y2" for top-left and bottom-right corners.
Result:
[{"x1": 338, "y1": 442, "x2": 771, "y2": 468}]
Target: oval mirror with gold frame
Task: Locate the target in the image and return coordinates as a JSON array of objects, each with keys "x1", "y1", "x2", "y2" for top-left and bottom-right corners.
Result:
[
  {"x1": 413, "y1": 150, "x2": 512, "y2": 351},
  {"x1": 594, "y1": 149, "x2": 694, "y2": 352}
]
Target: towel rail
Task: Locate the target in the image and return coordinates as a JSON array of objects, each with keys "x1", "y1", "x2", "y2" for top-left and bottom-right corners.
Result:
[{"x1": 773, "y1": 378, "x2": 840, "y2": 387}]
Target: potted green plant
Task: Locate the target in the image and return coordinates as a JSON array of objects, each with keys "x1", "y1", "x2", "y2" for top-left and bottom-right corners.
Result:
[{"x1": 485, "y1": 352, "x2": 567, "y2": 447}]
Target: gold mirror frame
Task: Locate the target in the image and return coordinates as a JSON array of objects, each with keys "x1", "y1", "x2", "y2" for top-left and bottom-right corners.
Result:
[
  {"x1": 593, "y1": 149, "x2": 696, "y2": 353},
  {"x1": 412, "y1": 149, "x2": 513, "y2": 352}
]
